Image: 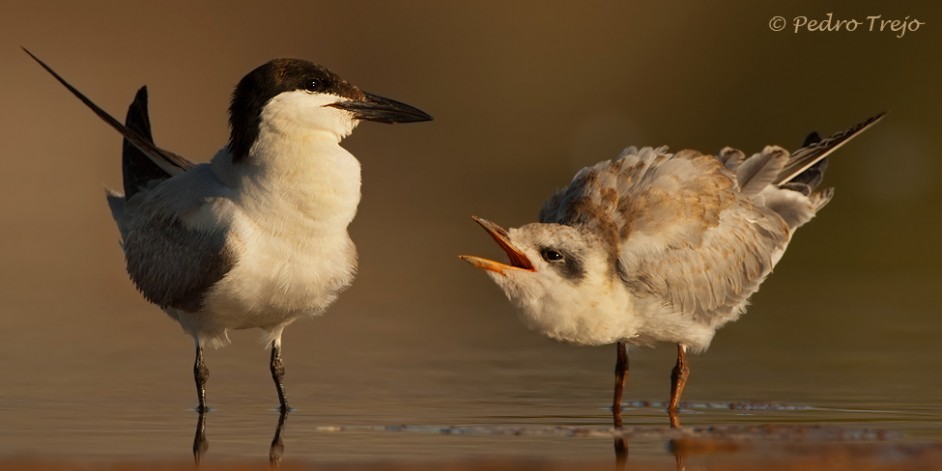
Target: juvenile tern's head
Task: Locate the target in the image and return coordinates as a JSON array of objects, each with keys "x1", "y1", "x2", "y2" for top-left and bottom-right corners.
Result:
[
  {"x1": 459, "y1": 216, "x2": 627, "y2": 344},
  {"x1": 228, "y1": 58, "x2": 432, "y2": 159}
]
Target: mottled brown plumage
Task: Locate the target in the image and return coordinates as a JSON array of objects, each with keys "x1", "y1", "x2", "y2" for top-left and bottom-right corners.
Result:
[{"x1": 461, "y1": 113, "x2": 884, "y2": 427}]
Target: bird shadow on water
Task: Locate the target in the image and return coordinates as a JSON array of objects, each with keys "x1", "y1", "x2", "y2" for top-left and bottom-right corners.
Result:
[{"x1": 193, "y1": 409, "x2": 289, "y2": 468}]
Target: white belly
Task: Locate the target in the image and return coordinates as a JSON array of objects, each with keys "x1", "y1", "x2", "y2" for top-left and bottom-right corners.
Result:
[{"x1": 169, "y1": 138, "x2": 363, "y2": 347}]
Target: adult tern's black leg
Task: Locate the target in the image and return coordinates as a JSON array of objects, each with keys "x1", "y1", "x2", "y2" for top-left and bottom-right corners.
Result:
[
  {"x1": 270, "y1": 340, "x2": 290, "y2": 413},
  {"x1": 194, "y1": 343, "x2": 209, "y2": 413}
]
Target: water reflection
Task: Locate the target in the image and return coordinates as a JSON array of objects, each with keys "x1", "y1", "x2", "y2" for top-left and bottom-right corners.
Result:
[
  {"x1": 180, "y1": 402, "x2": 918, "y2": 469},
  {"x1": 612, "y1": 433, "x2": 689, "y2": 471},
  {"x1": 269, "y1": 411, "x2": 288, "y2": 467},
  {"x1": 613, "y1": 436, "x2": 628, "y2": 470},
  {"x1": 612, "y1": 391, "x2": 685, "y2": 471},
  {"x1": 192, "y1": 412, "x2": 208, "y2": 465},
  {"x1": 192, "y1": 410, "x2": 289, "y2": 467},
  {"x1": 667, "y1": 438, "x2": 688, "y2": 471}
]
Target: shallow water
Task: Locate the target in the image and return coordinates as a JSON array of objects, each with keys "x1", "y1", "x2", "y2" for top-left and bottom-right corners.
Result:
[{"x1": 1, "y1": 271, "x2": 940, "y2": 468}]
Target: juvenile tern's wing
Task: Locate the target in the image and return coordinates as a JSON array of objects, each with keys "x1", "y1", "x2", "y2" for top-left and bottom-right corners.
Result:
[{"x1": 541, "y1": 147, "x2": 790, "y2": 326}]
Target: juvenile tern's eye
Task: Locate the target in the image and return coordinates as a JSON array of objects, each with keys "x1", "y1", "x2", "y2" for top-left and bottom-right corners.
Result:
[
  {"x1": 302, "y1": 79, "x2": 322, "y2": 92},
  {"x1": 540, "y1": 248, "x2": 564, "y2": 263}
]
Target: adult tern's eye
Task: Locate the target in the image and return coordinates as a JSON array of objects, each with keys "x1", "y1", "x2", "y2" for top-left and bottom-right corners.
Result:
[
  {"x1": 540, "y1": 248, "x2": 564, "y2": 262},
  {"x1": 302, "y1": 79, "x2": 321, "y2": 92}
]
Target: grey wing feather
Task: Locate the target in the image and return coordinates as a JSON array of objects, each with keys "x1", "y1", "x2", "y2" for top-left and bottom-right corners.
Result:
[
  {"x1": 617, "y1": 150, "x2": 790, "y2": 323},
  {"x1": 122, "y1": 208, "x2": 235, "y2": 313},
  {"x1": 117, "y1": 164, "x2": 238, "y2": 313},
  {"x1": 621, "y1": 206, "x2": 788, "y2": 325},
  {"x1": 735, "y1": 146, "x2": 788, "y2": 196},
  {"x1": 718, "y1": 147, "x2": 745, "y2": 169}
]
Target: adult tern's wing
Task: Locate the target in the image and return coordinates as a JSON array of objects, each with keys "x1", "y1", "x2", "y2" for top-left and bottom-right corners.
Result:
[{"x1": 24, "y1": 48, "x2": 196, "y2": 178}]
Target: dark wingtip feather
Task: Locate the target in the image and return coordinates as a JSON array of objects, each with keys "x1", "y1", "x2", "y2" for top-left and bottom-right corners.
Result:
[
  {"x1": 775, "y1": 112, "x2": 886, "y2": 186},
  {"x1": 785, "y1": 131, "x2": 828, "y2": 194},
  {"x1": 123, "y1": 87, "x2": 172, "y2": 198},
  {"x1": 802, "y1": 131, "x2": 822, "y2": 147}
]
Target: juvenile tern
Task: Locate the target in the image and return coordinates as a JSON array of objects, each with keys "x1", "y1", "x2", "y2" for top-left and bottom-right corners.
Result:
[
  {"x1": 460, "y1": 114, "x2": 883, "y2": 427},
  {"x1": 26, "y1": 49, "x2": 432, "y2": 412}
]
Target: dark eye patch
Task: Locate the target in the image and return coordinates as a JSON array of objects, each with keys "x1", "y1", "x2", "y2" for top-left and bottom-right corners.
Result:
[{"x1": 540, "y1": 247, "x2": 585, "y2": 281}]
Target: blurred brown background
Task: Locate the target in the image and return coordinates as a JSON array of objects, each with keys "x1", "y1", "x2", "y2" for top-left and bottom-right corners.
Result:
[{"x1": 0, "y1": 1, "x2": 940, "y2": 459}]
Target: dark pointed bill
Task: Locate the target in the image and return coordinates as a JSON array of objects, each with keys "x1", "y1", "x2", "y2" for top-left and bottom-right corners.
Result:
[
  {"x1": 329, "y1": 92, "x2": 432, "y2": 123},
  {"x1": 459, "y1": 216, "x2": 535, "y2": 274}
]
